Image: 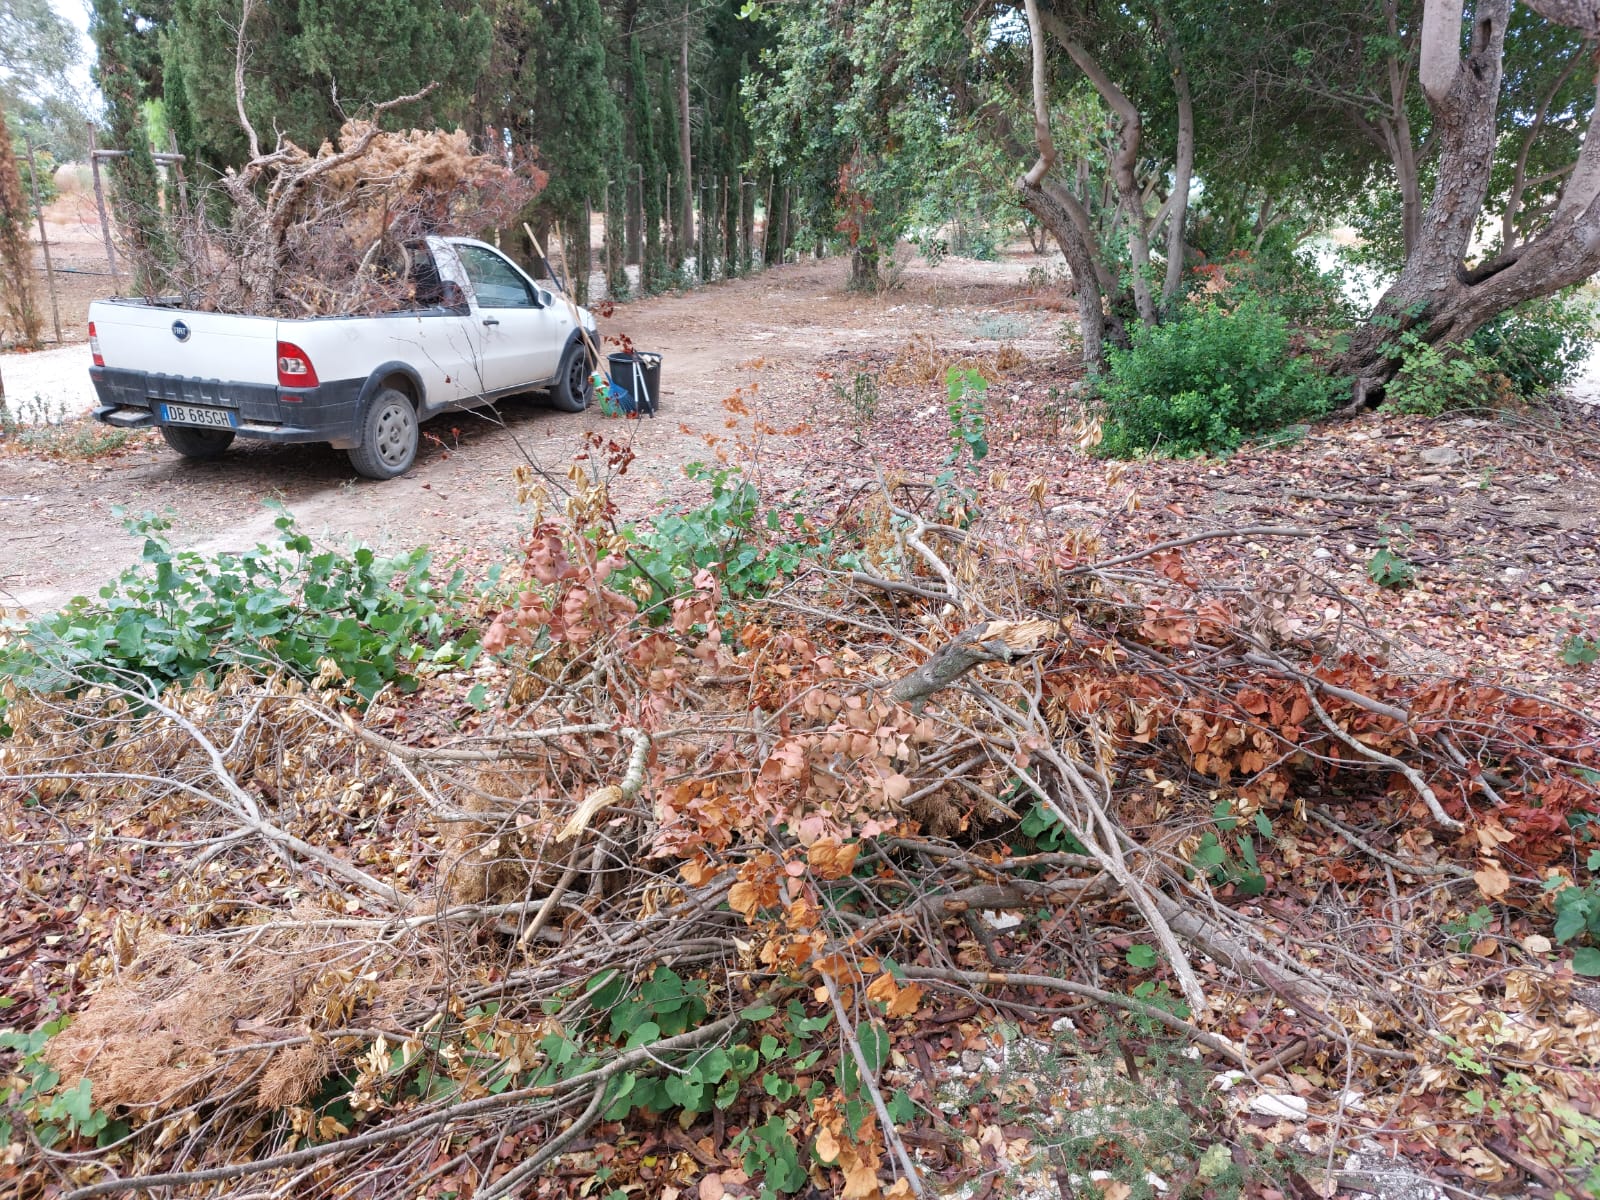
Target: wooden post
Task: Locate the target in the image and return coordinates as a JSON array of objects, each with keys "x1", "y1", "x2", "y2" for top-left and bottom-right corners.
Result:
[
  {"x1": 22, "y1": 136, "x2": 62, "y2": 343},
  {"x1": 664, "y1": 170, "x2": 675, "y2": 264},
  {"x1": 718, "y1": 174, "x2": 730, "y2": 276},
  {"x1": 88, "y1": 123, "x2": 120, "y2": 287},
  {"x1": 741, "y1": 177, "x2": 754, "y2": 275},
  {"x1": 626, "y1": 162, "x2": 643, "y2": 265},
  {"x1": 166, "y1": 129, "x2": 189, "y2": 215},
  {"x1": 583, "y1": 198, "x2": 594, "y2": 300},
  {"x1": 603, "y1": 178, "x2": 615, "y2": 298},
  {"x1": 697, "y1": 174, "x2": 708, "y2": 280},
  {"x1": 760, "y1": 174, "x2": 773, "y2": 267}
]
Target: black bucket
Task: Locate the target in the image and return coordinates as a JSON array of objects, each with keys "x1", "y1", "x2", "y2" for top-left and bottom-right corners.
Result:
[{"x1": 606, "y1": 351, "x2": 661, "y2": 415}]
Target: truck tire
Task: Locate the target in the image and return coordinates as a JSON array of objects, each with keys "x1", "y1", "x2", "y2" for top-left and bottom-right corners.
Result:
[
  {"x1": 161, "y1": 425, "x2": 235, "y2": 460},
  {"x1": 347, "y1": 387, "x2": 419, "y2": 480},
  {"x1": 549, "y1": 339, "x2": 593, "y2": 413}
]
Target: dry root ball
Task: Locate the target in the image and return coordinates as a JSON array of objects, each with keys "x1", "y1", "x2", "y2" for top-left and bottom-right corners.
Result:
[
  {"x1": 440, "y1": 767, "x2": 569, "y2": 906},
  {"x1": 273, "y1": 123, "x2": 536, "y2": 290},
  {"x1": 149, "y1": 121, "x2": 542, "y2": 317},
  {"x1": 908, "y1": 786, "x2": 966, "y2": 838},
  {"x1": 43, "y1": 920, "x2": 424, "y2": 1118}
]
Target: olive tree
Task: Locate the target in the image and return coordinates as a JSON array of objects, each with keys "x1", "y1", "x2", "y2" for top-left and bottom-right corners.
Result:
[{"x1": 1336, "y1": 0, "x2": 1600, "y2": 396}]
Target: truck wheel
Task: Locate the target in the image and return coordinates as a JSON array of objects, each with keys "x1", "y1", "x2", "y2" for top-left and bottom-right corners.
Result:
[
  {"x1": 161, "y1": 425, "x2": 235, "y2": 460},
  {"x1": 549, "y1": 340, "x2": 593, "y2": 413},
  {"x1": 347, "y1": 387, "x2": 419, "y2": 480}
]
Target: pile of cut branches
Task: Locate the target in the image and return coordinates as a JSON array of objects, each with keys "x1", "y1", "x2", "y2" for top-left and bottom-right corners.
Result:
[
  {"x1": 135, "y1": 114, "x2": 539, "y2": 317},
  {"x1": 5, "y1": 442, "x2": 1599, "y2": 1199}
]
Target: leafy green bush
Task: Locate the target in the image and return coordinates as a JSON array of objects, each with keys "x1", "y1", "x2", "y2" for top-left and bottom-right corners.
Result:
[
  {"x1": 1190, "y1": 244, "x2": 1358, "y2": 330},
  {"x1": 18, "y1": 145, "x2": 58, "y2": 209},
  {"x1": 1469, "y1": 291, "x2": 1594, "y2": 399},
  {"x1": 0, "y1": 508, "x2": 480, "y2": 714},
  {"x1": 1380, "y1": 328, "x2": 1506, "y2": 416},
  {"x1": 1094, "y1": 295, "x2": 1342, "y2": 458},
  {"x1": 1382, "y1": 292, "x2": 1594, "y2": 416},
  {"x1": 619, "y1": 463, "x2": 844, "y2": 606}
]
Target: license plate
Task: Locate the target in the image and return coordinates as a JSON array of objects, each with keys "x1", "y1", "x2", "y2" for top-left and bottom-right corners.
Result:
[{"x1": 160, "y1": 403, "x2": 236, "y2": 429}]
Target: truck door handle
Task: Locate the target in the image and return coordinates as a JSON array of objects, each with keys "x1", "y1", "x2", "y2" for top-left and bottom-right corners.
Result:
[{"x1": 482, "y1": 316, "x2": 500, "y2": 327}]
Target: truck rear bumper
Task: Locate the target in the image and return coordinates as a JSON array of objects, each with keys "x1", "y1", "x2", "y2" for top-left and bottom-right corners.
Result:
[{"x1": 90, "y1": 367, "x2": 364, "y2": 445}]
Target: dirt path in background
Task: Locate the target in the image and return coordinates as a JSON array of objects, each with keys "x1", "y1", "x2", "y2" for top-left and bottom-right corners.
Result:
[{"x1": 0, "y1": 252, "x2": 1057, "y2": 613}]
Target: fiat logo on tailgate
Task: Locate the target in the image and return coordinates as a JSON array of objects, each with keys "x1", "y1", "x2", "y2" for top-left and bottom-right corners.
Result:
[{"x1": 171, "y1": 320, "x2": 190, "y2": 342}]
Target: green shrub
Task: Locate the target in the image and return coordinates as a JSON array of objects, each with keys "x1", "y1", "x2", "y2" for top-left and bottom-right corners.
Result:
[
  {"x1": 18, "y1": 145, "x2": 58, "y2": 210},
  {"x1": 1190, "y1": 245, "x2": 1358, "y2": 329},
  {"x1": 1094, "y1": 295, "x2": 1342, "y2": 458},
  {"x1": 0, "y1": 508, "x2": 480, "y2": 715},
  {"x1": 1469, "y1": 291, "x2": 1594, "y2": 399},
  {"x1": 1382, "y1": 292, "x2": 1594, "y2": 416},
  {"x1": 617, "y1": 463, "x2": 845, "y2": 606},
  {"x1": 1380, "y1": 329, "x2": 1506, "y2": 416}
]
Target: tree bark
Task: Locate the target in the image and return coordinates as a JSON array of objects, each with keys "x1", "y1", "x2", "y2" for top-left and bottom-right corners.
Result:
[
  {"x1": 679, "y1": 11, "x2": 695, "y2": 258},
  {"x1": 1018, "y1": 179, "x2": 1108, "y2": 367},
  {"x1": 1160, "y1": 18, "x2": 1195, "y2": 306},
  {"x1": 849, "y1": 241, "x2": 880, "y2": 290},
  {"x1": 1015, "y1": 0, "x2": 1117, "y2": 367},
  {"x1": 1340, "y1": 0, "x2": 1521, "y2": 390},
  {"x1": 1044, "y1": 12, "x2": 1157, "y2": 326}
]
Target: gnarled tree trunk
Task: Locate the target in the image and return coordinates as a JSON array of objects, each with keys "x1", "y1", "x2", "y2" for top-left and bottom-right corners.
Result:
[{"x1": 1340, "y1": 0, "x2": 1600, "y2": 398}]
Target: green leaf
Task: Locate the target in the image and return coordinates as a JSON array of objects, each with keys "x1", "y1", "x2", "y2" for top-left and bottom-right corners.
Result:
[
  {"x1": 1554, "y1": 902, "x2": 1590, "y2": 944},
  {"x1": 623, "y1": 1021, "x2": 661, "y2": 1049},
  {"x1": 1572, "y1": 947, "x2": 1600, "y2": 976},
  {"x1": 740, "y1": 1003, "x2": 777, "y2": 1022},
  {"x1": 1197, "y1": 1142, "x2": 1232, "y2": 1179},
  {"x1": 857, "y1": 1021, "x2": 891, "y2": 1076},
  {"x1": 1192, "y1": 834, "x2": 1226, "y2": 869},
  {"x1": 586, "y1": 968, "x2": 625, "y2": 1012},
  {"x1": 664, "y1": 1072, "x2": 706, "y2": 1110},
  {"x1": 1125, "y1": 944, "x2": 1158, "y2": 969},
  {"x1": 1561, "y1": 635, "x2": 1600, "y2": 666},
  {"x1": 887, "y1": 1088, "x2": 916, "y2": 1124}
]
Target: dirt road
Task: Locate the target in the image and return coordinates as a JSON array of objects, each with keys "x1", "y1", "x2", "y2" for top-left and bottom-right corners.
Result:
[{"x1": 0, "y1": 253, "x2": 1054, "y2": 613}]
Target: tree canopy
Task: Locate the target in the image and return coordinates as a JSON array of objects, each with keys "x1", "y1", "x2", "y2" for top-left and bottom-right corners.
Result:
[
  {"x1": 55, "y1": 0, "x2": 1600, "y2": 386},
  {"x1": 0, "y1": 0, "x2": 93, "y2": 158}
]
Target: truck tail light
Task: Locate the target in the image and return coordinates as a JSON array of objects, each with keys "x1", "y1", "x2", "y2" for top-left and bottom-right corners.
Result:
[
  {"x1": 89, "y1": 321, "x2": 104, "y2": 367},
  {"x1": 276, "y1": 341, "x2": 319, "y2": 390}
]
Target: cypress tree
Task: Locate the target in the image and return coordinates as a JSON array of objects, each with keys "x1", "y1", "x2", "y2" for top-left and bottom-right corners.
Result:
[
  {"x1": 522, "y1": 0, "x2": 619, "y2": 303},
  {"x1": 161, "y1": 47, "x2": 197, "y2": 168},
  {"x1": 0, "y1": 105, "x2": 42, "y2": 348},
  {"x1": 164, "y1": 0, "x2": 490, "y2": 170},
  {"x1": 296, "y1": 0, "x2": 490, "y2": 128},
  {"x1": 656, "y1": 56, "x2": 682, "y2": 272},
  {"x1": 91, "y1": 0, "x2": 168, "y2": 295},
  {"x1": 629, "y1": 36, "x2": 663, "y2": 292}
]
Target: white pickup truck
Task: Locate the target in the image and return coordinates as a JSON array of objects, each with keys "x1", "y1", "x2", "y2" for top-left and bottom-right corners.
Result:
[{"x1": 89, "y1": 236, "x2": 598, "y2": 479}]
